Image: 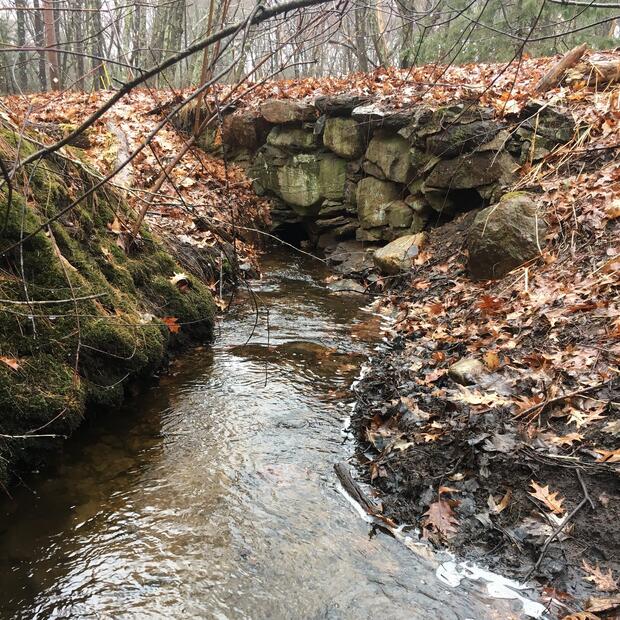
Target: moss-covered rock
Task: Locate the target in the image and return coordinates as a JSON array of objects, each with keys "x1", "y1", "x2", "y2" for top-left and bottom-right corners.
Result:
[
  {"x1": 323, "y1": 117, "x2": 365, "y2": 159},
  {"x1": 0, "y1": 126, "x2": 215, "y2": 484}
]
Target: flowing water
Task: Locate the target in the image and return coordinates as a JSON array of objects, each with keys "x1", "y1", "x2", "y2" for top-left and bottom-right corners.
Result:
[{"x1": 0, "y1": 250, "x2": 521, "y2": 619}]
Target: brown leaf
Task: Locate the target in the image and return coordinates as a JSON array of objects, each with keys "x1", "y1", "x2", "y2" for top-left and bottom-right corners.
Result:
[
  {"x1": 488, "y1": 488, "x2": 512, "y2": 514},
  {"x1": 483, "y1": 350, "x2": 501, "y2": 371},
  {"x1": 547, "y1": 432, "x2": 584, "y2": 447},
  {"x1": 582, "y1": 560, "x2": 619, "y2": 591},
  {"x1": 561, "y1": 613, "x2": 600, "y2": 620},
  {"x1": 529, "y1": 480, "x2": 565, "y2": 515},
  {"x1": 422, "y1": 499, "x2": 459, "y2": 540},
  {"x1": 594, "y1": 448, "x2": 620, "y2": 463},
  {"x1": 0, "y1": 356, "x2": 20, "y2": 371},
  {"x1": 585, "y1": 595, "x2": 620, "y2": 613},
  {"x1": 162, "y1": 316, "x2": 181, "y2": 334}
]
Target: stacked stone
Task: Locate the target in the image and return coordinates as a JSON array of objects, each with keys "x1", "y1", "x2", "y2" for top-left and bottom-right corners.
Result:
[{"x1": 211, "y1": 95, "x2": 573, "y2": 254}]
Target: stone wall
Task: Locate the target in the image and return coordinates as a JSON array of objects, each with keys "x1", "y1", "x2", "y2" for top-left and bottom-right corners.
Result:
[{"x1": 190, "y1": 96, "x2": 574, "y2": 250}]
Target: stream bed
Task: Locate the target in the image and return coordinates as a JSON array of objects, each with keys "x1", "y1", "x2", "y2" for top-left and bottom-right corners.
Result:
[{"x1": 0, "y1": 250, "x2": 523, "y2": 619}]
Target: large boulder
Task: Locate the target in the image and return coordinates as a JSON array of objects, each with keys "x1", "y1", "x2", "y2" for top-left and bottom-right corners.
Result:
[
  {"x1": 323, "y1": 117, "x2": 365, "y2": 159},
  {"x1": 267, "y1": 126, "x2": 317, "y2": 150},
  {"x1": 315, "y1": 95, "x2": 371, "y2": 116},
  {"x1": 356, "y1": 177, "x2": 401, "y2": 228},
  {"x1": 365, "y1": 132, "x2": 412, "y2": 183},
  {"x1": 259, "y1": 99, "x2": 316, "y2": 124},
  {"x1": 424, "y1": 151, "x2": 517, "y2": 190},
  {"x1": 275, "y1": 153, "x2": 346, "y2": 213},
  {"x1": 373, "y1": 233, "x2": 426, "y2": 274},
  {"x1": 467, "y1": 193, "x2": 546, "y2": 280}
]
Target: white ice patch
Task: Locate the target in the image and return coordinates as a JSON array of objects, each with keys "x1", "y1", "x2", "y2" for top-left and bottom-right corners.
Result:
[{"x1": 436, "y1": 561, "x2": 547, "y2": 619}]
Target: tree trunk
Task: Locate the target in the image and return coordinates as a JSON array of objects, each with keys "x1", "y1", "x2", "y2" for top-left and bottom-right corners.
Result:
[
  {"x1": 42, "y1": 0, "x2": 60, "y2": 89},
  {"x1": 89, "y1": 0, "x2": 106, "y2": 89},
  {"x1": 353, "y1": 5, "x2": 369, "y2": 72},
  {"x1": 15, "y1": 0, "x2": 28, "y2": 90},
  {"x1": 32, "y1": 0, "x2": 48, "y2": 90}
]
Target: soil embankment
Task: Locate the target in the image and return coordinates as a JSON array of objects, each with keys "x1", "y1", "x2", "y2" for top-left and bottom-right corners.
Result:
[{"x1": 0, "y1": 128, "x2": 216, "y2": 484}]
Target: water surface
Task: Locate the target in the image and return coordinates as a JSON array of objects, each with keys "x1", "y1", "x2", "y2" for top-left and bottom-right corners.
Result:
[{"x1": 0, "y1": 250, "x2": 518, "y2": 619}]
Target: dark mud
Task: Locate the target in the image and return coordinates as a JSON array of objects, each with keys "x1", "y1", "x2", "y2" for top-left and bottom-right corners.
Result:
[{"x1": 350, "y1": 214, "x2": 620, "y2": 618}]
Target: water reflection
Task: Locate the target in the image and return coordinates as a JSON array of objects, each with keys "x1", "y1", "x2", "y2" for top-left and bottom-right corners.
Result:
[{"x1": 0, "y1": 250, "x2": 516, "y2": 619}]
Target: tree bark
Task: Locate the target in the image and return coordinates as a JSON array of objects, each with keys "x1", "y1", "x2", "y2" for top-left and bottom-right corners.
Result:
[
  {"x1": 32, "y1": 0, "x2": 48, "y2": 90},
  {"x1": 42, "y1": 0, "x2": 60, "y2": 89},
  {"x1": 15, "y1": 0, "x2": 28, "y2": 90},
  {"x1": 534, "y1": 43, "x2": 588, "y2": 93}
]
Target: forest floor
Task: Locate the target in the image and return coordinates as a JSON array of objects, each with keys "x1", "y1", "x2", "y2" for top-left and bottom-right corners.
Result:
[{"x1": 2, "y1": 49, "x2": 619, "y2": 617}]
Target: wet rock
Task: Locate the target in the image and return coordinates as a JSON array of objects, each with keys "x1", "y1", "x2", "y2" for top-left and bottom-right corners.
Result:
[
  {"x1": 356, "y1": 177, "x2": 401, "y2": 229},
  {"x1": 467, "y1": 192, "x2": 546, "y2": 280},
  {"x1": 365, "y1": 132, "x2": 412, "y2": 183},
  {"x1": 259, "y1": 99, "x2": 316, "y2": 124},
  {"x1": 448, "y1": 358, "x2": 485, "y2": 385},
  {"x1": 266, "y1": 126, "x2": 317, "y2": 150},
  {"x1": 424, "y1": 151, "x2": 518, "y2": 190},
  {"x1": 327, "y1": 278, "x2": 366, "y2": 295},
  {"x1": 221, "y1": 110, "x2": 270, "y2": 150},
  {"x1": 318, "y1": 154, "x2": 347, "y2": 201},
  {"x1": 323, "y1": 117, "x2": 365, "y2": 159},
  {"x1": 373, "y1": 233, "x2": 425, "y2": 274}
]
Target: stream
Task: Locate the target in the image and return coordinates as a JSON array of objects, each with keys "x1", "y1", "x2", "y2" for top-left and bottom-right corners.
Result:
[{"x1": 0, "y1": 250, "x2": 523, "y2": 619}]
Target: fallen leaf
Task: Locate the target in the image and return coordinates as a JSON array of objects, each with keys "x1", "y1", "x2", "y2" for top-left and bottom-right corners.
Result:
[
  {"x1": 529, "y1": 480, "x2": 565, "y2": 515},
  {"x1": 422, "y1": 499, "x2": 459, "y2": 540},
  {"x1": 594, "y1": 449, "x2": 620, "y2": 463},
  {"x1": 582, "y1": 560, "x2": 619, "y2": 592},
  {"x1": 561, "y1": 613, "x2": 600, "y2": 620},
  {"x1": 0, "y1": 356, "x2": 20, "y2": 371},
  {"x1": 483, "y1": 350, "x2": 501, "y2": 371},
  {"x1": 162, "y1": 316, "x2": 181, "y2": 333},
  {"x1": 547, "y1": 432, "x2": 584, "y2": 447},
  {"x1": 585, "y1": 595, "x2": 620, "y2": 613},
  {"x1": 488, "y1": 488, "x2": 512, "y2": 514}
]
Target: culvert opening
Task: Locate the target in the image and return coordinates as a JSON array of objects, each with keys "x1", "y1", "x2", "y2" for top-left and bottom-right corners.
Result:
[
  {"x1": 430, "y1": 188, "x2": 486, "y2": 225},
  {"x1": 272, "y1": 221, "x2": 309, "y2": 247}
]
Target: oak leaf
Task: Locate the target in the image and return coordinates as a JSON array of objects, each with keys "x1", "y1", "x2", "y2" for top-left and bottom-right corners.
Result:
[
  {"x1": 422, "y1": 499, "x2": 459, "y2": 540},
  {"x1": 529, "y1": 480, "x2": 565, "y2": 515},
  {"x1": 594, "y1": 449, "x2": 620, "y2": 463},
  {"x1": 582, "y1": 560, "x2": 619, "y2": 592}
]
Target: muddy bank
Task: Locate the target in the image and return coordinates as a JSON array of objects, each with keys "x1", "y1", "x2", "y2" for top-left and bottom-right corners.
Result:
[
  {"x1": 0, "y1": 128, "x2": 216, "y2": 485},
  {"x1": 350, "y1": 208, "x2": 619, "y2": 617}
]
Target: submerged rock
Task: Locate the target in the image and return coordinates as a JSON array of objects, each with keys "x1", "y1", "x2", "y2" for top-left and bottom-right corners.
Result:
[
  {"x1": 467, "y1": 192, "x2": 546, "y2": 280},
  {"x1": 373, "y1": 233, "x2": 425, "y2": 274}
]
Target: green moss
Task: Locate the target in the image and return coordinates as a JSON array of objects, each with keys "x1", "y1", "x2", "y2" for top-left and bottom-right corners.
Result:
[{"x1": 0, "y1": 124, "x2": 215, "y2": 483}]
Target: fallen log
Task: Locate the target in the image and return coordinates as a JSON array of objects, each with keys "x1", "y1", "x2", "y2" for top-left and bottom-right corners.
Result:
[
  {"x1": 534, "y1": 43, "x2": 588, "y2": 93},
  {"x1": 566, "y1": 58, "x2": 620, "y2": 87}
]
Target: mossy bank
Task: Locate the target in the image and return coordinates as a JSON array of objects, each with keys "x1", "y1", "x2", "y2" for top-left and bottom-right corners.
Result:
[{"x1": 0, "y1": 127, "x2": 215, "y2": 485}]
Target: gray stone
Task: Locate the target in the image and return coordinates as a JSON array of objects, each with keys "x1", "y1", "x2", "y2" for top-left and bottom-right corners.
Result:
[
  {"x1": 448, "y1": 358, "x2": 486, "y2": 385},
  {"x1": 318, "y1": 154, "x2": 347, "y2": 201},
  {"x1": 356, "y1": 227, "x2": 384, "y2": 242},
  {"x1": 426, "y1": 120, "x2": 502, "y2": 158},
  {"x1": 314, "y1": 95, "x2": 371, "y2": 115},
  {"x1": 365, "y1": 132, "x2": 412, "y2": 183},
  {"x1": 373, "y1": 233, "x2": 425, "y2": 274},
  {"x1": 259, "y1": 99, "x2": 316, "y2": 124},
  {"x1": 327, "y1": 278, "x2": 366, "y2": 295},
  {"x1": 323, "y1": 117, "x2": 365, "y2": 159},
  {"x1": 409, "y1": 213, "x2": 427, "y2": 233},
  {"x1": 467, "y1": 192, "x2": 546, "y2": 280},
  {"x1": 424, "y1": 151, "x2": 518, "y2": 190},
  {"x1": 356, "y1": 177, "x2": 401, "y2": 229},
  {"x1": 267, "y1": 126, "x2": 317, "y2": 150},
  {"x1": 362, "y1": 160, "x2": 386, "y2": 180},
  {"x1": 387, "y1": 200, "x2": 413, "y2": 229}
]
